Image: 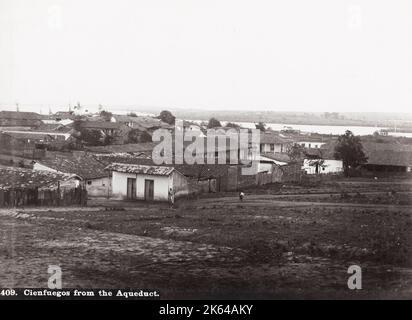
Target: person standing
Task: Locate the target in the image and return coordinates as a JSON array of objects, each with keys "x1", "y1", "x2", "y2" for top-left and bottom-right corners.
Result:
[
  {"x1": 168, "y1": 187, "x2": 175, "y2": 208},
  {"x1": 239, "y1": 191, "x2": 245, "y2": 201}
]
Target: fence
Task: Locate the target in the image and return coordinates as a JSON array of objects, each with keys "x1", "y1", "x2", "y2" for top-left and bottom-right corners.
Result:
[
  {"x1": 0, "y1": 187, "x2": 87, "y2": 208},
  {"x1": 227, "y1": 163, "x2": 303, "y2": 191}
]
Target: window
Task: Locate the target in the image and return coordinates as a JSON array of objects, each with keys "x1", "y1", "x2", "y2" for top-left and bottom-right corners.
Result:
[{"x1": 87, "y1": 181, "x2": 92, "y2": 185}]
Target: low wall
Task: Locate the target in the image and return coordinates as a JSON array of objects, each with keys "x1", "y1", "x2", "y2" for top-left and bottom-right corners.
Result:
[{"x1": 0, "y1": 187, "x2": 88, "y2": 207}]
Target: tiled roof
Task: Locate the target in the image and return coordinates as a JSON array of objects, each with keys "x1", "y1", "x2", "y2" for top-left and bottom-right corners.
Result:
[
  {"x1": 106, "y1": 163, "x2": 175, "y2": 176},
  {"x1": 364, "y1": 149, "x2": 412, "y2": 167},
  {"x1": 303, "y1": 148, "x2": 323, "y2": 158},
  {"x1": 1, "y1": 131, "x2": 54, "y2": 141},
  {"x1": 104, "y1": 155, "x2": 231, "y2": 178},
  {"x1": 0, "y1": 111, "x2": 44, "y2": 120},
  {"x1": 174, "y1": 164, "x2": 230, "y2": 178},
  {"x1": 85, "y1": 142, "x2": 157, "y2": 153},
  {"x1": 361, "y1": 142, "x2": 412, "y2": 153},
  {"x1": 260, "y1": 133, "x2": 293, "y2": 144},
  {"x1": 320, "y1": 141, "x2": 412, "y2": 166},
  {"x1": 54, "y1": 111, "x2": 76, "y2": 120},
  {"x1": 79, "y1": 121, "x2": 122, "y2": 130},
  {"x1": 93, "y1": 152, "x2": 152, "y2": 166},
  {"x1": 36, "y1": 153, "x2": 108, "y2": 179},
  {"x1": 113, "y1": 115, "x2": 171, "y2": 129},
  {"x1": 261, "y1": 152, "x2": 292, "y2": 163},
  {"x1": 0, "y1": 166, "x2": 75, "y2": 190}
]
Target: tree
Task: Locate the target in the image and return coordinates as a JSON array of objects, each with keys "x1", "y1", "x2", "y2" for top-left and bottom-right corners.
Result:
[
  {"x1": 127, "y1": 112, "x2": 138, "y2": 117},
  {"x1": 255, "y1": 122, "x2": 266, "y2": 132},
  {"x1": 103, "y1": 135, "x2": 114, "y2": 145},
  {"x1": 307, "y1": 159, "x2": 325, "y2": 174},
  {"x1": 334, "y1": 130, "x2": 368, "y2": 176},
  {"x1": 158, "y1": 110, "x2": 176, "y2": 125},
  {"x1": 225, "y1": 122, "x2": 240, "y2": 129},
  {"x1": 100, "y1": 110, "x2": 113, "y2": 122},
  {"x1": 72, "y1": 119, "x2": 83, "y2": 133},
  {"x1": 207, "y1": 117, "x2": 222, "y2": 129},
  {"x1": 128, "y1": 129, "x2": 152, "y2": 143},
  {"x1": 80, "y1": 129, "x2": 103, "y2": 145},
  {"x1": 287, "y1": 143, "x2": 304, "y2": 162}
]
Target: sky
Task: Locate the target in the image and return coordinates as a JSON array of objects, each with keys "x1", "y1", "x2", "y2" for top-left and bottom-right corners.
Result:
[{"x1": 0, "y1": 0, "x2": 411, "y2": 113}]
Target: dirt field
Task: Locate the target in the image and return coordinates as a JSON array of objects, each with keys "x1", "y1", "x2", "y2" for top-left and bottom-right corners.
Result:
[{"x1": 1, "y1": 177, "x2": 412, "y2": 299}]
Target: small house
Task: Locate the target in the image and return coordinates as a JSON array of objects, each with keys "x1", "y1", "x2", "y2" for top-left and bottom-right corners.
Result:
[
  {"x1": 259, "y1": 132, "x2": 293, "y2": 154},
  {"x1": 301, "y1": 148, "x2": 343, "y2": 174},
  {"x1": 33, "y1": 152, "x2": 111, "y2": 197},
  {"x1": 106, "y1": 163, "x2": 190, "y2": 201}
]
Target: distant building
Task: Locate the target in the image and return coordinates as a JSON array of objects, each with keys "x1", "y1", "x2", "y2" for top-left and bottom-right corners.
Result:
[
  {"x1": 259, "y1": 132, "x2": 293, "y2": 154},
  {"x1": 0, "y1": 111, "x2": 44, "y2": 127},
  {"x1": 378, "y1": 129, "x2": 389, "y2": 136},
  {"x1": 299, "y1": 146, "x2": 343, "y2": 174},
  {"x1": 0, "y1": 166, "x2": 80, "y2": 190},
  {"x1": 33, "y1": 152, "x2": 111, "y2": 197},
  {"x1": 79, "y1": 121, "x2": 132, "y2": 144},
  {"x1": 111, "y1": 115, "x2": 173, "y2": 131},
  {"x1": 298, "y1": 141, "x2": 326, "y2": 149},
  {"x1": 53, "y1": 111, "x2": 76, "y2": 121},
  {"x1": 361, "y1": 142, "x2": 412, "y2": 173},
  {"x1": 302, "y1": 159, "x2": 343, "y2": 174}
]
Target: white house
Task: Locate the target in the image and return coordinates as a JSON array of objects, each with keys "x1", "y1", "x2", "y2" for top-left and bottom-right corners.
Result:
[
  {"x1": 260, "y1": 133, "x2": 293, "y2": 154},
  {"x1": 185, "y1": 124, "x2": 206, "y2": 137},
  {"x1": 302, "y1": 159, "x2": 343, "y2": 174},
  {"x1": 298, "y1": 141, "x2": 326, "y2": 149},
  {"x1": 106, "y1": 163, "x2": 190, "y2": 201},
  {"x1": 257, "y1": 155, "x2": 288, "y2": 173}
]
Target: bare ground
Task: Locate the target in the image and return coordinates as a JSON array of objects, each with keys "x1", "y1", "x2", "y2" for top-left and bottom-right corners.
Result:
[{"x1": 1, "y1": 178, "x2": 412, "y2": 299}]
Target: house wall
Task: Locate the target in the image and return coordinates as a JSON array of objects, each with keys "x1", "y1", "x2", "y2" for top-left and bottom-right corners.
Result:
[
  {"x1": 302, "y1": 159, "x2": 343, "y2": 174},
  {"x1": 260, "y1": 143, "x2": 292, "y2": 154},
  {"x1": 299, "y1": 141, "x2": 326, "y2": 149},
  {"x1": 171, "y1": 171, "x2": 190, "y2": 197},
  {"x1": 257, "y1": 162, "x2": 274, "y2": 173},
  {"x1": 110, "y1": 170, "x2": 197, "y2": 201},
  {"x1": 85, "y1": 176, "x2": 111, "y2": 198},
  {"x1": 111, "y1": 171, "x2": 171, "y2": 201}
]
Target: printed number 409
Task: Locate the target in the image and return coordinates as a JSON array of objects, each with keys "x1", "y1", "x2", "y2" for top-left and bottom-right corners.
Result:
[{"x1": 0, "y1": 289, "x2": 17, "y2": 296}]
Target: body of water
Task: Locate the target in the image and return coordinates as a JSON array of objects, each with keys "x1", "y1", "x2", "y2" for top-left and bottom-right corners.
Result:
[{"x1": 190, "y1": 119, "x2": 412, "y2": 137}]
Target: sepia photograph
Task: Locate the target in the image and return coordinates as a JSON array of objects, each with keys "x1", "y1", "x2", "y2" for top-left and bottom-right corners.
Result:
[{"x1": 0, "y1": 0, "x2": 411, "y2": 312}]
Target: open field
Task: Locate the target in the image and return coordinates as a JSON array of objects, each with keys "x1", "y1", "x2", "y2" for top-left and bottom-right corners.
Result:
[{"x1": 1, "y1": 178, "x2": 412, "y2": 299}]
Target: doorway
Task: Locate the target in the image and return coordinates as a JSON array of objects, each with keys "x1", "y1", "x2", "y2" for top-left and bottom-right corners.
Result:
[
  {"x1": 144, "y1": 179, "x2": 154, "y2": 200},
  {"x1": 127, "y1": 178, "x2": 136, "y2": 200}
]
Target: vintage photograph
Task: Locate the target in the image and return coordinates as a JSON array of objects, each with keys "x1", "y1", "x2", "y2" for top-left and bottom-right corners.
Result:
[{"x1": 0, "y1": 0, "x2": 411, "y2": 302}]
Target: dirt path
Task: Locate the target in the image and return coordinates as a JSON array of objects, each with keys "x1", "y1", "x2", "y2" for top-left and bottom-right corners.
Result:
[
  {"x1": 190, "y1": 194, "x2": 412, "y2": 210},
  {"x1": 1, "y1": 180, "x2": 412, "y2": 298}
]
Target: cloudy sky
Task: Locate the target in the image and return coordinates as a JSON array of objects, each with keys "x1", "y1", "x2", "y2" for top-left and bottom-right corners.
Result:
[{"x1": 0, "y1": 0, "x2": 411, "y2": 113}]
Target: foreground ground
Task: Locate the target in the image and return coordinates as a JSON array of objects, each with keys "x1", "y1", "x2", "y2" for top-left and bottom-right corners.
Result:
[{"x1": 1, "y1": 177, "x2": 412, "y2": 299}]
